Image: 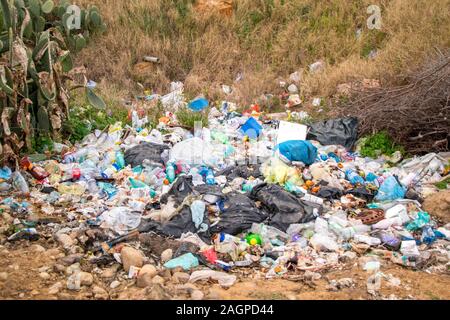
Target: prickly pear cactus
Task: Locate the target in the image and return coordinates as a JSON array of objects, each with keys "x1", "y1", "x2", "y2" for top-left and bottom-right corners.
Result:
[{"x1": 0, "y1": 0, "x2": 106, "y2": 165}]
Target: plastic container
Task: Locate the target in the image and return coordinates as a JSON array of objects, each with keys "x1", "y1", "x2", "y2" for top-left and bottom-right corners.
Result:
[{"x1": 12, "y1": 171, "x2": 30, "y2": 193}]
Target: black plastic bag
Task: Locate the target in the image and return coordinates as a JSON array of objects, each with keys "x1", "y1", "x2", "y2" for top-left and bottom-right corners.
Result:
[
  {"x1": 138, "y1": 205, "x2": 211, "y2": 243},
  {"x1": 124, "y1": 142, "x2": 170, "y2": 168},
  {"x1": 250, "y1": 183, "x2": 320, "y2": 232},
  {"x1": 317, "y1": 186, "x2": 343, "y2": 200},
  {"x1": 307, "y1": 117, "x2": 358, "y2": 150},
  {"x1": 345, "y1": 187, "x2": 375, "y2": 202},
  {"x1": 210, "y1": 192, "x2": 267, "y2": 235},
  {"x1": 160, "y1": 175, "x2": 196, "y2": 205},
  {"x1": 216, "y1": 165, "x2": 262, "y2": 181}
]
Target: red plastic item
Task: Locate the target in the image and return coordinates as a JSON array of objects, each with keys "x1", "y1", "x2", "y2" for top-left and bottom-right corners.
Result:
[
  {"x1": 201, "y1": 248, "x2": 218, "y2": 264},
  {"x1": 72, "y1": 167, "x2": 81, "y2": 180}
]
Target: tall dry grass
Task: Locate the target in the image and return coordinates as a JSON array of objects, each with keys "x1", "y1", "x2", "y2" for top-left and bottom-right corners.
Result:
[{"x1": 75, "y1": 0, "x2": 450, "y2": 105}]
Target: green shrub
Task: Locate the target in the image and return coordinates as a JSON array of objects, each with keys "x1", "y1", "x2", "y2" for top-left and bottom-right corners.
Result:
[{"x1": 360, "y1": 131, "x2": 404, "y2": 158}]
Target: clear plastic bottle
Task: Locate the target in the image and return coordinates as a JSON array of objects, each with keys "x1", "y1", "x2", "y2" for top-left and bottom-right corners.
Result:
[
  {"x1": 206, "y1": 168, "x2": 215, "y2": 185},
  {"x1": 12, "y1": 171, "x2": 30, "y2": 193},
  {"x1": 166, "y1": 163, "x2": 176, "y2": 183}
]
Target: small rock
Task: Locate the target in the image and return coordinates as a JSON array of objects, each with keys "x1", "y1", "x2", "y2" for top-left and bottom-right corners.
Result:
[
  {"x1": 152, "y1": 275, "x2": 165, "y2": 285},
  {"x1": 48, "y1": 282, "x2": 63, "y2": 295},
  {"x1": 31, "y1": 244, "x2": 46, "y2": 253},
  {"x1": 59, "y1": 254, "x2": 82, "y2": 266},
  {"x1": 67, "y1": 273, "x2": 81, "y2": 291},
  {"x1": 93, "y1": 285, "x2": 108, "y2": 300},
  {"x1": 0, "y1": 272, "x2": 8, "y2": 281},
  {"x1": 140, "y1": 264, "x2": 157, "y2": 278},
  {"x1": 56, "y1": 234, "x2": 74, "y2": 249},
  {"x1": 45, "y1": 248, "x2": 61, "y2": 257},
  {"x1": 120, "y1": 246, "x2": 144, "y2": 272},
  {"x1": 65, "y1": 263, "x2": 81, "y2": 275},
  {"x1": 101, "y1": 265, "x2": 119, "y2": 279},
  {"x1": 79, "y1": 271, "x2": 94, "y2": 286},
  {"x1": 175, "y1": 283, "x2": 198, "y2": 294},
  {"x1": 39, "y1": 272, "x2": 51, "y2": 280},
  {"x1": 191, "y1": 290, "x2": 204, "y2": 300},
  {"x1": 110, "y1": 280, "x2": 120, "y2": 289},
  {"x1": 31, "y1": 290, "x2": 39, "y2": 296},
  {"x1": 136, "y1": 264, "x2": 158, "y2": 288},
  {"x1": 206, "y1": 288, "x2": 222, "y2": 300},
  {"x1": 161, "y1": 249, "x2": 173, "y2": 263},
  {"x1": 172, "y1": 272, "x2": 190, "y2": 284},
  {"x1": 53, "y1": 264, "x2": 66, "y2": 274}
]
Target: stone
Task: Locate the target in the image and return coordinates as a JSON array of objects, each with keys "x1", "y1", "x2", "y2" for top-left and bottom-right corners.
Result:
[
  {"x1": 48, "y1": 282, "x2": 63, "y2": 295},
  {"x1": 31, "y1": 244, "x2": 46, "y2": 253},
  {"x1": 120, "y1": 247, "x2": 144, "y2": 272},
  {"x1": 152, "y1": 275, "x2": 165, "y2": 285},
  {"x1": 56, "y1": 234, "x2": 74, "y2": 249},
  {"x1": 93, "y1": 285, "x2": 108, "y2": 300},
  {"x1": 137, "y1": 272, "x2": 154, "y2": 288},
  {"x1": 59, "y1": 254, "x2": 82, "y2": 266},
  {"x1": 101, "y1": 265, "x2": 119, "y2": 279},
  {"x1": 65, "y1": 263, "x2": 81, "y2": 275},
  {"x1": 39, "y1": 272, "x2": 51, "y2": 280},
  {"x1": 140, "y1": 264, "x2": 157, "y2": 278},
  {"x1": 79, "y1": 271, "x2": 94, "y2": 286},
  {"x1": 54, "y1": 264, "x2": 66, "y2": 273},
  {"x1": 110, "y1": 280, "x2": 120, "y2": 289},
  {"x1": 172, "y1": 272, "x2": 190, "y2": 284},
  {"x1": 206, "y1": 288, "x2": 222, "y2": 300},
  {"x1": 0, "y1": 272, "x2": 8, "y2": 281},
  {"x1": 190, "y1": 290, "x2": 204, "y2": 300},
  {"x1": 136, "y1": 264, "x2": 158, "y2": 288},
  {"x1": 160, "y1": 249, "x2": 173, "y2": 263}
]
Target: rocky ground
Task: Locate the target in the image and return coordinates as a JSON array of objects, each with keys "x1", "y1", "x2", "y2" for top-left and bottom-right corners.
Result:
[{"x1": 0, "y1": 223, "x2": 449, "y2": 300}]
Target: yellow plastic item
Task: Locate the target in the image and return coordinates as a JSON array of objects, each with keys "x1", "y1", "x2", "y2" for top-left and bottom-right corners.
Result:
[{"x1": 262, "y1": 157, "x2": 303, "y2": 186}]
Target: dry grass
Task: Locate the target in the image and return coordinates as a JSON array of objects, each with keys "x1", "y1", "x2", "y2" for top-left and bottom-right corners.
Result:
[{"x1": 75, "y1": 0, "x2": 450, "y2": 105}]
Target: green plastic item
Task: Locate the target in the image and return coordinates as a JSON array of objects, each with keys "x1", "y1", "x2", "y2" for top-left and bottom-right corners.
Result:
[{"x1": 245, "y1": 233, "x2": 262, "y2": 246}]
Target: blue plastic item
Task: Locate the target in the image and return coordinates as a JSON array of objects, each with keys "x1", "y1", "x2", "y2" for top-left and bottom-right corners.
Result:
[
  {"x1": 188, "y1": 98, "x2": 209, "y2": 112},
  {"x1": 163, "y1": 253, "x2": 199, "y2": 271},
  {"x1": 240, "y1": 117, "x2": 263, "y2": 139},
  {"x1": 275, "y1": 140, "x2": 318, "y2": 165},
  {"x1": 406, "y1": 212, "x2": 430, "y2": 231},
  {"x1": 345, "y1": 169, "x2": 365, "y2": 185},
  {"x1": 374, "y1": 176, "x2": 406, "y2": 202},
  {"x1": 0, "y1": 167, "x2": 12, "y2": 180},
  {"x1": 205, "y1": 169, "x2": 215, "y2": 185}
]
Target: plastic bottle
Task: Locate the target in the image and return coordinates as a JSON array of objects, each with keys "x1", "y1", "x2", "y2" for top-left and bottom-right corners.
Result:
[
  {"x1": 87, "y1": 178, "x2": 99, "y2": 194},
  {"x1": 206, "y1": 168, "x2": 215, "y2": 185},
  {"x1": 354, "y1": 234, "x2": 381, "y2": 246},
  {"x1": 57, "y1": 183, "x2": 86, "y2": 196},
  {"x1": 129, "y1": 177, "x2": 148, "y2": 189},
  {"x1": 19, "y1": 157, "x2": 49, "y2": 180},
  {"x1": 12, "y1": 172, "x2": 30, "y2": 193},
  {"x1": 340, "y1": 224, "x2": 371, "y2": 240},
  {"x1": 372, "y1": 217, "x2": 403, "y2": 230},
  {"x1": 189, "y1": 167, "x2": 204, "y2": 186},
  {"x1": 166, "y1": 163, "x2": 176, "y2": 183},
  {"x1": 115, "y1": 150, "x2": 126, "y2": 170}
]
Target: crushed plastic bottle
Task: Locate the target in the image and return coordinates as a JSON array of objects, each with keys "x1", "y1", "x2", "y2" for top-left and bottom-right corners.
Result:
[{"x1": 12, "y1": 171, "x2": 30, "y2": 193}]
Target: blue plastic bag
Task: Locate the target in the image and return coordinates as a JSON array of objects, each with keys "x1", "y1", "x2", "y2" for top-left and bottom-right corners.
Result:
[
  {"x1": 240, "y1": 117, "x2": 263, "y2": 139},
  {"x1": 275, "y1": 140, "x2": 317, "y2": 165},
  {"x1": 163, "y1": 253, "x2": 199, "y2": 271},
  {"x1": 0, "y1": 167, "x2": 12, "y2": 180},
  {"x1": 188, "y1": 98, "x2": 209, "y2": 112},
  {"x1": 406, "y1": 212, "x2": 430, "y2": 231},
  {"x1": 374, "y1": 176, "x2": 406, "y2": 202}
]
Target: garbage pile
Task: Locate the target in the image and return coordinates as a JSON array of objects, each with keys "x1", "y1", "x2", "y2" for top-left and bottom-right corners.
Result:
[{"x1": 1, "y1": 98, "x2": 449, "y2": 296}]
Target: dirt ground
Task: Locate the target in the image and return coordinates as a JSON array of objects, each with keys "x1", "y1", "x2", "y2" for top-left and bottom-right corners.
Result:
[{"x1": 0, "y1": 239, "x2": 448, "y2": 300}]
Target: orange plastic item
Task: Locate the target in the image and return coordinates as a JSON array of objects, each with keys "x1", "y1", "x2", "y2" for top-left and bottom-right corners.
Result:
[
  {"x1": 159, "y1": 116, "x2": 170, "y2": 124},
  {"x1": 163, "y1": 179, "x2": 170, "y2": 185},
  {"x1": 305, "y1": 180, "x2": 314, "y2": 188}
]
